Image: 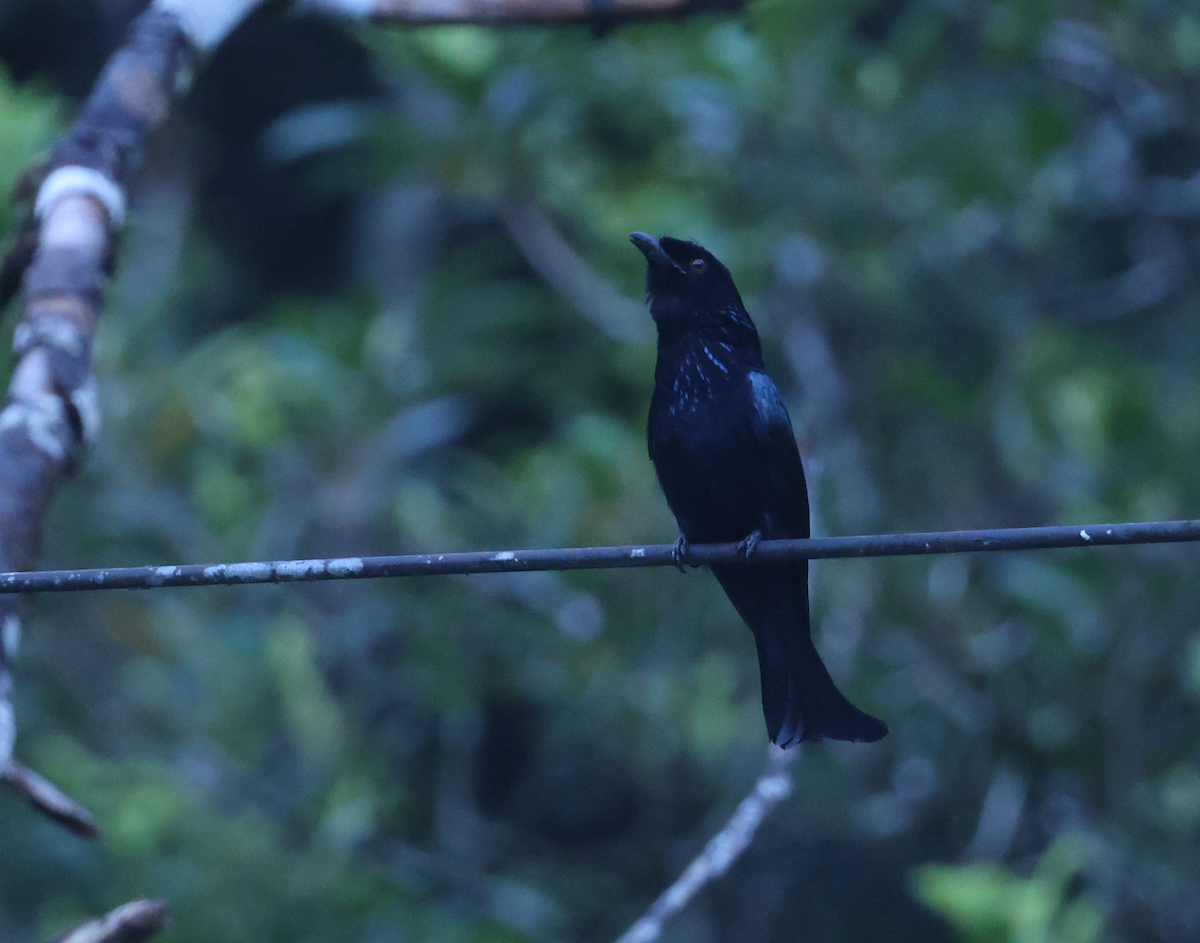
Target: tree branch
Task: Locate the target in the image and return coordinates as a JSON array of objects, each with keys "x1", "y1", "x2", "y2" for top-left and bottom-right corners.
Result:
[
  {"x1": 0, "y1": 0, "x2": 265, "y2": 833},
  {"x1": 614, "y1": 746, "x2": 797, "y2": 943},
  {"x1": 0, "y1": 517, "x2": 1193, "y2": 594},
  {"x1": 1, "y1": 760, "x2": 97, "y2": 837},
  {"x1": 47, "y1": 899, "x2": 169, "y2": 943},
  {"x1": 302, "y1": 0, "x2": 747, "y2": 27}
]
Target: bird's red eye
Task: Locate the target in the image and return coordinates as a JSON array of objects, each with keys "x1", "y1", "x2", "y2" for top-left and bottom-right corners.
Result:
[{"x1": 690, "y1": 258, "x2": 708, "y2": 273}]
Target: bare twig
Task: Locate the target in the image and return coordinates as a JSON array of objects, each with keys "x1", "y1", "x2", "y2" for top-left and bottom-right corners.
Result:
[
  {"x1": 615, "y1": 746, "x2": 797, "y2": 943},
  {"x1": 0, "y1": 517, "x2": 1194, "y2": 594},
  {"x1": 48, "y1": 899, "x2": 169, "y2": 943},
  {"x1": 303, "y1": 0, "x2": 747, "y2": 27},
  {"x1": 500, "y1": 201, "x2": 650, "y2": 342},
  {"x1": 1, "y1": 760, "x2": 98, "y2": 837},
  {"x1": 0, "y1": 0, "x2": 265, "y2": 832}
]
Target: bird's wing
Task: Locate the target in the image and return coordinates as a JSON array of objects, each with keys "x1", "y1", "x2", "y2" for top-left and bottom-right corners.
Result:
[{"x1": 746, "y1": 371, "x2": 810, "y2": 539}]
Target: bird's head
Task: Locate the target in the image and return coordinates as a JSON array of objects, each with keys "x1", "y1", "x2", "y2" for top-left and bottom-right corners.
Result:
[{"x1": 629, "y1": 233, "x2": 753, "y2": 340}]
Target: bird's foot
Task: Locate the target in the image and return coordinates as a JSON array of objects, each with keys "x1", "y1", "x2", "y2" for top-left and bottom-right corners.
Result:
[
  {"x1": 671, "y1": 534, "x2": 691, "y2": 572},
  {"x1": 738, "y1": 530, "x2": 763, "y2": 560}
]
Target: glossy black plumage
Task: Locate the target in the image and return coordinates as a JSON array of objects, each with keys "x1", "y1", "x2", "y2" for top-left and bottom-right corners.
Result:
[{"x1": 631, "y1": 232, "x2": 887, "y2": 747}]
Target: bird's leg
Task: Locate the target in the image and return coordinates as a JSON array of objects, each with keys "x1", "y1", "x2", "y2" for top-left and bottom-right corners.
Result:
[
  {"x1": 671, "y1": 534, "x2": 691, "y2": 572},
  {"x1": 738, "y1": 530, "x2": 763, "y2": 560}
]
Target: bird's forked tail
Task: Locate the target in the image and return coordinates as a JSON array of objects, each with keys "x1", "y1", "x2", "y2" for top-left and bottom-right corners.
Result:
[
  {"x1": 715, "y1": 563, "x2": 887, "y2": 747},
  {"x1": 755, "y1": 626, "x2": 888, "y2": 746}
]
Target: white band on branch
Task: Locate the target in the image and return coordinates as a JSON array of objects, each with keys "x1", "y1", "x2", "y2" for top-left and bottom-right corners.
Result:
[
  {"x1": 152, "y1": 0, "x2": 264, "y2": 50},
  {"x1": 34, "y1": 167, "x2": 127, "y2": 228},
  {"x1": 0, "y1": 701, "x2": 14, "y2": 769}
]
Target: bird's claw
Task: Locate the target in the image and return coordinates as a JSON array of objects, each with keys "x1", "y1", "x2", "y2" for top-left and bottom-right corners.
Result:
[
  {"x1": 671, "y1": 534, "x2": 691, "y2": 572},
  {"x1": 738, "y1": 530, "x2": 763, "y2": 560}
]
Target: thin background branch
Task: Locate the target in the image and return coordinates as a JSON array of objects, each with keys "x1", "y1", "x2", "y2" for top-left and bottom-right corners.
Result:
[
  {"x1": 0, "y1": 761, "x2": 97, "y2": 837},
  {"x1": 47, "y1": 899, "x2": 168, "y2": 943},
  {"x1": 615, "y1": 746, "x2": 797, "y2": 943},
  {"x1": 500, "y1": 200, "x2": 650, "y2": 342}
]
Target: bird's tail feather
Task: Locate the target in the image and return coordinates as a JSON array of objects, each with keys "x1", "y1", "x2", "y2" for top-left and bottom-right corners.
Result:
[
  {"x1": 754, "y1": 625, "x2": 887, "y2": 746},
  {"x1": 715, "y1": 563, "x2": 887, "y2": 747}
]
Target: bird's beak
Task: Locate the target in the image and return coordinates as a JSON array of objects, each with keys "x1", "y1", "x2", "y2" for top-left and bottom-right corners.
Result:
[{"x1": 629, "y1": 232, "x2": 686, "y2": 274}]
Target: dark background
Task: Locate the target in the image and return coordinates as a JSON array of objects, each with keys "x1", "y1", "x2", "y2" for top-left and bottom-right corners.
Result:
[{"x1": 3, "y1": 0, "x2": 1200, "y2": 940}]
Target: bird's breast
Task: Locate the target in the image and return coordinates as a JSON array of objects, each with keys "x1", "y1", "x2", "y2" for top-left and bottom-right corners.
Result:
[
  {"x1": 657, "y1": 342, "x2": 739, "y2": 417},
  {"x1": 648, "y1": 356, "x2": 768, "y2": 541}
]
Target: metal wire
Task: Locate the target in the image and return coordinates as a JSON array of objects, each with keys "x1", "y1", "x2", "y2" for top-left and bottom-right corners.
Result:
[{"x1": 0, "y1": 518, "x2": 1196, "y2": 594}]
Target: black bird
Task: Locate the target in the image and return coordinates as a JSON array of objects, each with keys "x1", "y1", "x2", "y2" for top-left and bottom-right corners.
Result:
[{"x1": 631, "y1": 232, "x2": 887, "y2": 747}]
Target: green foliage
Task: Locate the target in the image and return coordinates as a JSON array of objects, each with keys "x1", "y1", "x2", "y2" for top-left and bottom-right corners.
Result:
[
  {"x1": 914, "y1": 836, "x2": 1104, "y2": 943},
  {"x1": 0, "y1": 65, "x2": 58, "y2": 243},
  {"x1": 0, "y1": 68, "x2": 57, "y2": 190}
]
